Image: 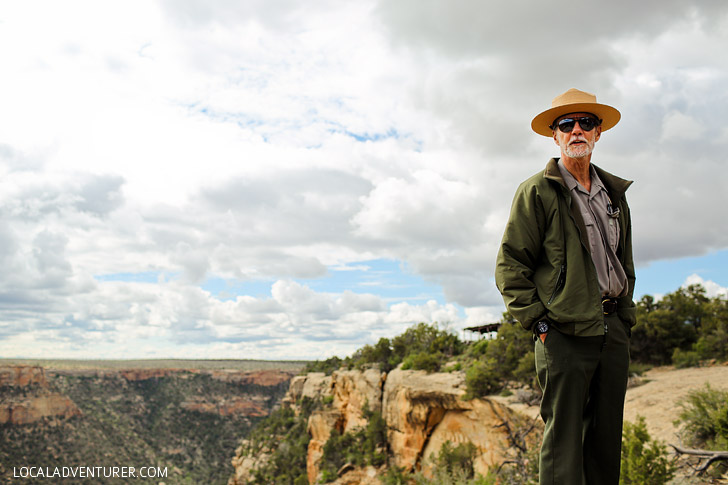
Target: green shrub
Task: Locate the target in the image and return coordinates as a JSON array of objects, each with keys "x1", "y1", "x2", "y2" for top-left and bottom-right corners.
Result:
[
  {"x1": 244, "y1": 401, "x2": 314, "y2": 484},
  {"x1": 464, "y1": 359, "x2": 501, "y2": 398},
  {"x1": 443, "y1": 362, "x2": 462, "y2": 372},
  {"x1": 350, "y1": 337, "x2": 395, "y2": 371},
  {"x1": 672, "y1": 348, "x2": 701, "y2": 368},
  {"x1": 628, "y1": 361, "x2": 653, "y2": 376},
  {"x1": 318, "y1": 408, "x2": 388, "y2": 482},
  {"x1": 630, "y1": 285, "x2": 728, "y2": 366},
  {"x1": 415, "y1": 466, "x2": 492, "y2": 485},
  {"x1": 435, "y1": 441, "x2": 477, "y2": 479},
  {"x1": 462, "y1": 316, "x2": 535, "y2": 398},
  {"x1": 389, "y1": 323, "x2": 464, "y2": 369},
  {"x1": 620, "y1": 416, "x2": 675, "y2": 484},
  {"x1": 401, "y1": 351, "x2": 443, "y2": 372},
  {"x1": 341, "y1": 322, "x2": 465, "y2": 373},
  {"x1": 694, "y1": 325, "x2": 728, "y2": 362},
  {"x1": 320, "y1": 430, "x2": 365, "y2": 481},
  {"x1": 485, "y1": 447, "x2": 539, "y2": 485},
  {"x1": 382, "y1": 466, "x2": 409, "y2": 485},
  {"x1": 465, "y1": 339, "x2": 489, "y2": 359},
  {"x1": 512, "y1": 350, "x2": 536, "y2": 386},
  {"x1": 302, "y1": 356, "x2": 344, "y2": 375},
  {"x1": 414, "y1": 441, "x2": 494, "y2": 485},
  {"x1": 675, "y1": 383, "x2": 728, "y2": 450}
]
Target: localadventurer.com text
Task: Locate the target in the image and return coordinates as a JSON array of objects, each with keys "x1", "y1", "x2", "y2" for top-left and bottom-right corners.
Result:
[{"x1": 13, "y1": 466, "x2": 168, "y2": 480}]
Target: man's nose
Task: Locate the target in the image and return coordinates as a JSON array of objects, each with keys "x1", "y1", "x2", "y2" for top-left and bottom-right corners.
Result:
[{"x1": 571, "y1": 120, "x2": 584, "y2": 135}]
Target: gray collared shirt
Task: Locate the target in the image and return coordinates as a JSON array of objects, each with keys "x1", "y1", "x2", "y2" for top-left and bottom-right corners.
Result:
[{"x1": 558, "y1": 161, "x2": 628, "y2": 298}]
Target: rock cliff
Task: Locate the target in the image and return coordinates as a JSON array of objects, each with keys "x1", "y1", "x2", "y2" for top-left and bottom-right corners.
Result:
[
  {"x1": 2, "y1": 362, "x2": 298, "y2": 485},
  {"x1": 0, "y1": 365, "x2": 82, "y2": 425},
  {"x1": 0, "y1": 364, "x2": 49, "y2": 387},
  {"x1": 382, "y1": 368, "x2": 528, "y2": 477},
  {"x1": 0, "y1": 365, "x2": 295, "y2": 425},
  {"x1": 114, "y1": 367, "x2": 293, "y2": 387},
  {"x1": 230, "y1": 366, "x2": 539, "y2": 484},
  {"x1": 180, "y1": 395, "x2": 269, "y2": 417}
]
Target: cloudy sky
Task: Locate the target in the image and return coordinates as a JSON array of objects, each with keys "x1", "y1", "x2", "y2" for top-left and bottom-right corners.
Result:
[{"x1": 1, "y1": 1, "x2": 727, "y2": 361}]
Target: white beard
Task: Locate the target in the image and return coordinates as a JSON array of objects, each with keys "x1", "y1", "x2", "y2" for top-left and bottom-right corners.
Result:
[{"x1": 562, "y1": 139, "x2": 594, "y2": 159}]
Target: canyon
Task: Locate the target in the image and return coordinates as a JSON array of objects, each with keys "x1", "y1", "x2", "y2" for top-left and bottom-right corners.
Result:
[
  {"x1": 0, "y1": 362, "x2": 300, "y2": 484},
  {"x1": 6, "y1": 360, "x2": 725, "y2": 484}
]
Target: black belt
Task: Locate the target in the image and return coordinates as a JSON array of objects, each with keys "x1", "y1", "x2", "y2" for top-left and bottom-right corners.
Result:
[{"x1": 602, "y1": 298, "x2": 618, "y2": 315}]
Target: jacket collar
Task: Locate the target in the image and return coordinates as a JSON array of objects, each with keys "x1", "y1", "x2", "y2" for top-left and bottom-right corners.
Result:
[
  {"x1": 593, "y1": 163, "x2": 633, "y2": 197},
  {"x1": 543, "y1": 157, "x2": 632, "y2": 196}
]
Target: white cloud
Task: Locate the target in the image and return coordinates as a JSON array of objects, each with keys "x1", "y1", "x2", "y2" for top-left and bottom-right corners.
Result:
[
  {"x1": 683, "y1": 274, "x2": 728, "y2": 298},
  {"x1": 661, "y1": 112, "x2": 703, "y2": 141},
  {"x1": 1, "y1": 0, "x2": 727, "y2": 359},
  {"x1": 0, "y1": 278, "x2": 465, "y2": 361}
]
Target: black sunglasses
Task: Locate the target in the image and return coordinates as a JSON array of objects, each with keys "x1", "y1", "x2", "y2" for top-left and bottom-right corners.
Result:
[{"x1": 551, "y1": 116, "x2": 602, "y2": 133}]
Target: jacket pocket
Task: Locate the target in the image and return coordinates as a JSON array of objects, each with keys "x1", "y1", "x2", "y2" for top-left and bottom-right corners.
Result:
[
  {"x1": 618, "y1": 315, "x2": 632, "y2": 338},
  {"x1": 607, "y1": 217, "x2": 619, "y2": 251},
  {"x1": 547, "y1": 264, "x2": 566, "y2": 305},
  {"x1": 581, "y1": 211, "x2": 598, "y2": 252}
]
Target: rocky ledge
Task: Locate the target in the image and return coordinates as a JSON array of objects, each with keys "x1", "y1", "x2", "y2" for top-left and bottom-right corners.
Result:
[
  {"x1": 230, "y1": 366, "x2": 539, "y2": 484},
  {"x1": 0, "y1": 365, "x2": 82, "y2": 425}
]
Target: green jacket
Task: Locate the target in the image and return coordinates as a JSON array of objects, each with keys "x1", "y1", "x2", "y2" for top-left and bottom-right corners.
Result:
[{"x1": 495, "y1": 158, "x2": 636, "y2": 336}]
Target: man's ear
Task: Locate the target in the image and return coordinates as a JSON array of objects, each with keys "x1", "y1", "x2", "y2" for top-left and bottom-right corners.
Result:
[
  {"x1": 553, "y1": 130, "x2": 559, "y2": 145},
  {"x1": 595, "y1": 126, "x2": 602, "y2": 142}
]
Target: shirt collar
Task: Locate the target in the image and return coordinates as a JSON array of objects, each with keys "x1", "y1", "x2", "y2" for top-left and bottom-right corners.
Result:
[{"x1": 557, "y1": 160, "x2": 607, "y2": 198}]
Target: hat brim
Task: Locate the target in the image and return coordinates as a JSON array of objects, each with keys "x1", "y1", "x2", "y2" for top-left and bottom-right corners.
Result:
[{"x1": 531, "y1": 102, "x2": 621, "y2": 137}]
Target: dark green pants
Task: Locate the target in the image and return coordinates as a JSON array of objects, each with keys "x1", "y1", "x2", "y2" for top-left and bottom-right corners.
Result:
[{"x1": 534, "y1": 314, "x2": 630, "y2": 485}]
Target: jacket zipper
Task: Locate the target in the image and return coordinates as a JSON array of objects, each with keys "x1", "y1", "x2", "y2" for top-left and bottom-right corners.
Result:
[{"x1": 547, "y1": 264, "x2": 566, "y2": 305}]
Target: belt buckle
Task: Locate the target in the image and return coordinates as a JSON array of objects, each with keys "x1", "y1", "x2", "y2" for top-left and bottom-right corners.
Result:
[{"x1": 602, "y1": 298, "x2": 617, "y2": 315}]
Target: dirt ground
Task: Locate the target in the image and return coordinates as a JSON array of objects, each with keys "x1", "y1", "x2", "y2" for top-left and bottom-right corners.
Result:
[
  {"x1": 623, "y1": 363, "x2": 728, "y2": 446},
  {"x1": 624, "y1": 364, "x2": 728, "y2": 483},
  {"x1": 495, "y1": 363, "x2": 728, "y2": 482},
  {"x1": 500, "y1": 363, "x2": 728, "y2": 445}
]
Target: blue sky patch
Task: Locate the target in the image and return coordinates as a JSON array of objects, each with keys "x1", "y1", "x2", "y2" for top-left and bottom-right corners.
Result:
[
  {"x1": 303, "y1": 259, "x2": 446, "y2": 304},
  {"x1": 199, "y1": 258, "x2": 447, "y2": 306},
  {"x1": 634, "y1": 249, "x2": 728, "y2": 298},
  {"x1": 94, "y1": 271, "x2": 172, "y2": 284}
]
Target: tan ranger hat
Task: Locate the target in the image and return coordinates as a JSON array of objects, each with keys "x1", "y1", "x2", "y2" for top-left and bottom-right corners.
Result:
[{"x1": 531, "y1": 88, "x2": 621, "y2": 137}]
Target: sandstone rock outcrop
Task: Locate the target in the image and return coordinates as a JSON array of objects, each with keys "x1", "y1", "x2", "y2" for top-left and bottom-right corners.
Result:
[
  {"x1": 232, "y1": 366, "x2": 540, "y2": 484},
  {"x1": 119, "y1": 368, "x2": 182, "y2": 381},
  {"x1": 332, "y1": 369, "x2": 386, "y2": 433},
  {"x1": 214, "y1": 369, "x2": 293, "y2": 387},
  {"x1": 0, "y1": 394, "x2": 82, "y2": 425},
  {"x1": 230, "y1": 372, "x2": 337, "y2": 485},
  {"x1": 382, "y1": 367, "x2": 528, "y2": 477},
  {"x1": 306, "y1": 368, "x2": 386, "y2": 482},
  {"x1": 118, "y1": 368, "x2": 295, "y2": 385},
  {"x1": 307, "y1": 407, "x2": 345, "y2": 484},
  {"x1": 0, "y1": 365, "x2": 82, "y2": 425},
  {"x1": 230, "y1": 441, "x2": 271, "y2": 485},
  {"x1": 0, "y1": 364, "x2": 49, "y2": 387},
  {"x1": 281, "y1": 372, "x2": 334, "y2": 411}
]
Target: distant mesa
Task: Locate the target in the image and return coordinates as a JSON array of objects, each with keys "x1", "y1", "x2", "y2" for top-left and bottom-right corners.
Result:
[{"x1": 0, "y1": 364, "x2": 297, "y2": 425}]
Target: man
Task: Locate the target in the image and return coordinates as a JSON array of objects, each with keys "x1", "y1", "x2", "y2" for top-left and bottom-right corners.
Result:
[{"x1": 495, "y1": 88, "x2": 636, "y2": 485}]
